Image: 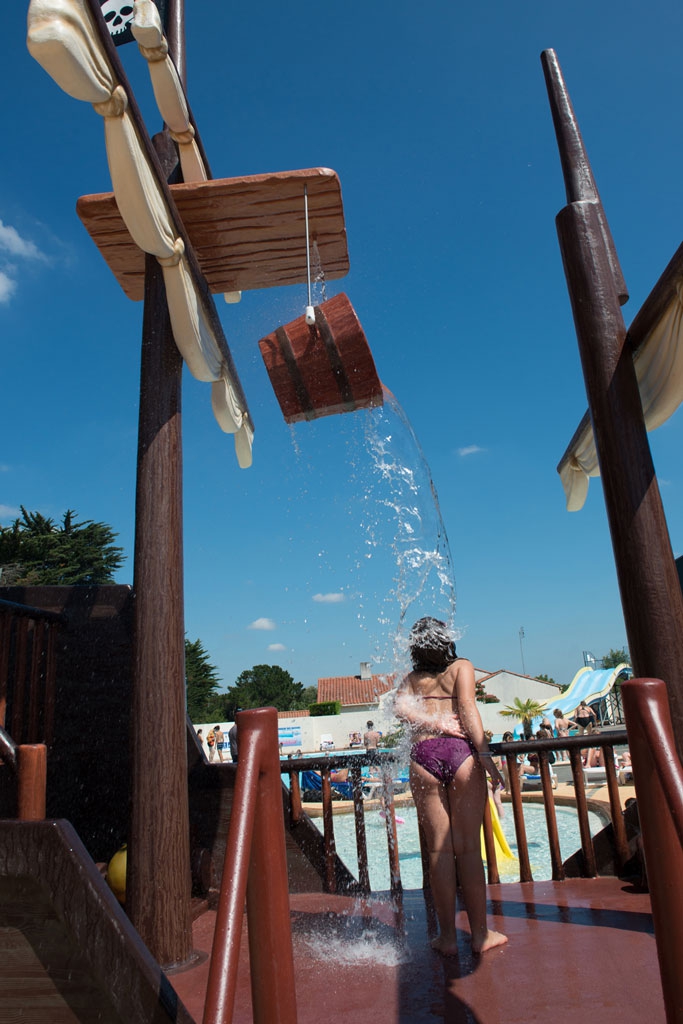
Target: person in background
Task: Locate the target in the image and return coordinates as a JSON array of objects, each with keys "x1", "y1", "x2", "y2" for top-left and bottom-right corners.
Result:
[
  {"x1": 364, "y1": 721, "x2": 381, "y2": 749},
  {"x1": 213, "y1": 724, "x2": 225, "y2": 762},
  {"x1": 206, "y1": 727, "x2": 216, "y2": 761},
  {"x1": 228, "y1": 721, "x2": 238, "y2": 764},
  {"x1": 574, "y1": 700, "x2": 597, "y2": 735},
  {"x1": 484, "y1": 730, "x2": 505, "y2": 819},
  {"x1": 394, "y1": 617, "x2": 507, "y2": 956},
  {"x1": 553, "y1": 708, "x2": 578, "y2": 762},
  {"x1": 584, "y1": 728, "x2": 605, "y2": 767}
]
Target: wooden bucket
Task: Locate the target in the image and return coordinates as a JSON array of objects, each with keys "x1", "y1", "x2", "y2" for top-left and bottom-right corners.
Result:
[{"x1": 258, "y1": 293, "x2": 383, "y2": 423}]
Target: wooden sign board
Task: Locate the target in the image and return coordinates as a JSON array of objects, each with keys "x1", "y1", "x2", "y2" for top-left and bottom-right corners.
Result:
[{"x1": 76, "y1": 167, "x2": 349, "y2": 301}]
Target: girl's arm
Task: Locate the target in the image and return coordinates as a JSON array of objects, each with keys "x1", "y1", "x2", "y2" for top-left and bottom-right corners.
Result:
[{"x1": 453, "y1": 661, "x2": 505, "y2": 789}]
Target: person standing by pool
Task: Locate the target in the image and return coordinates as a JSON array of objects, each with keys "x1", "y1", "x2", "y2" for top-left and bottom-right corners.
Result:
[
  {"x1": 363, "y1": 721, "x2": 381, "y2": 749},
  {"x1": 574, "y1": 700, "x2": 597, "y2": 735},
  {"x1": 553, "y1": 708, "x2": 578, "y2": 762},
  {"x1": 394, "y1": 617, "x2": 507, "y2": 956}
]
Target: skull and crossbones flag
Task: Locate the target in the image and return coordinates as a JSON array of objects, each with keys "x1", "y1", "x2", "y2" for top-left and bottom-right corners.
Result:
[{"x1": 99, "y1": 0, "x2": 169, "y2": 46}]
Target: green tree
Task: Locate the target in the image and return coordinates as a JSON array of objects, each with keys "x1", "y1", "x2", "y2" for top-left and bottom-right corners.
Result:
[
  {"x1": 0, "y1": 507, "x2": 125, "y2": 585},
  {"x1": 300, "y1": 685, "x2": 318, "y2": 707},
  {"x1": 536, "y1": 673, "x2": 556, "y2": 686},
  {"x1": 185, "y1": 638, "x2": 222, "y2": 722},
  {"x1": 601, "y1": 647, "x2": 630, "y2": 669},
  {"x1": 499, "y1": 697, "x2": 549, "y2": 739},
  {"x1": 223, "y1": 664, "x2": 307, "y2": 718}
]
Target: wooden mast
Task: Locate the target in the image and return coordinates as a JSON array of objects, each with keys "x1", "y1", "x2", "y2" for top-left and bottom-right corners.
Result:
[
  {"x1": 542, "y1": 49, "x2": 683, "y2": 761},
  {"x1": 128, "y1": 0, "x2": 193, "y2": 966}
]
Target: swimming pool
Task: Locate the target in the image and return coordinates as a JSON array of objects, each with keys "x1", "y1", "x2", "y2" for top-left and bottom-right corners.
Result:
[{"x1": 331, "y1": 802, "x2": 607, "y2": 889}]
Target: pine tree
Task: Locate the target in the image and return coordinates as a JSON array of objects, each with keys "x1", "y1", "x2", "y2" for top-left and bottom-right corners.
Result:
[
  {"x1": 0, "y1": 507, "x2": 125, "y2": 585},
  {"x1": 185, "y1": 638, "x2": 222, "y2": 722}
]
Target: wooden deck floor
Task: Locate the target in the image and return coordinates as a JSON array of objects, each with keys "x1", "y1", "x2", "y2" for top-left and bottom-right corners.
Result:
[{"x1": 170, "y1": 877, "x2": 662, "y2": 1024}]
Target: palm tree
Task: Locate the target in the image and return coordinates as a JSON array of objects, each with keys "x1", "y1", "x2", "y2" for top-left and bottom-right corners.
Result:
[{"x1": 499, "y1": 697, "x2": 549, "y2": 739}]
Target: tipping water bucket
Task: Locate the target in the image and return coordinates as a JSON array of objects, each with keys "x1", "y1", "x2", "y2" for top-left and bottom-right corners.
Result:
[{"x1": 258, "y1": 293, "x2": 384, "y2": 423}]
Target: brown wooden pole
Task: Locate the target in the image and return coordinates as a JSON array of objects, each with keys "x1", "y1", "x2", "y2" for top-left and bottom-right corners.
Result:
[
  {"x1": 128, "y1": 244, "x2": 192, "y2": 966},
  {"x1": 556, "y1": 199, "x2": 683, "y2": 762},
  {"x1": 127, "y1": 0, "x2": 193, "y2": 966},
  {"x1": 569, "y1": 748, "x2": 596, "y2": 876},
  {"x1": 350, "y1": 765, "x2": 370, "y2": 895},
  {"x1": 320, "y1": 769, "x2": 337, "y2": 893},
  {"x1": 506, "y1": 753, "x2": 532, "y2": 881},
  {"x1": 245, "y1": 709, "x2": 298, "y2": 1024},
  {"x1": 622, "y1": 678, "x2": 683, "y2": 1024},
  {"x1": 17, "y1": 744, "x2": 46, "y2": 821},
  {"x1": 544, "y1": 50, "x2": 683, "y2": 763}
]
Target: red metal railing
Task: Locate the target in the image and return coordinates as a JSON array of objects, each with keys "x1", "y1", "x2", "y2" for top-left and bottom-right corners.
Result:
[
  {"x1": 203, "y1": 707, "x2": 297, "y2": 1024},
  {"x1": 285, "y1": 753, "x2": 403, "y2": 897},
  {"x1": 621, "y1": 678, "x2": 683, "y2": 1024},
  {"x1": 283, "y1": 736, "x2": 633, "y2": 894},
  {"x1": 0, "y1": 726, "x2": 46, "y2": 820},
  {"x1": 487, "y1": 731, "x2": 630, "y2": 883},
  {"x1": 0, "y1": 598, "x2": 63, "y2": 745}
]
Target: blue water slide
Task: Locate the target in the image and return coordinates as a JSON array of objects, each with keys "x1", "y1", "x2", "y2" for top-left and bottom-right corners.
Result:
[{"x1": 512, "y1": 663, "x2": 630, "y2": 737}]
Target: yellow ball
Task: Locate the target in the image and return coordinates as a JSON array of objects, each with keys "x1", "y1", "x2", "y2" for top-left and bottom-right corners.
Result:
[{"x1": 106, "y1": 844, "x2": 127, "y2": 903}]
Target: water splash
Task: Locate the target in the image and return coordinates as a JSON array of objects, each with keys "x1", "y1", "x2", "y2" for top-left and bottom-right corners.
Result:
[
  {"x1": 294, "y1": 897, "x2": 412, "y2": 965},
  {"x1": 361, "y1": 388, "x2": 459, "y2": 677}
]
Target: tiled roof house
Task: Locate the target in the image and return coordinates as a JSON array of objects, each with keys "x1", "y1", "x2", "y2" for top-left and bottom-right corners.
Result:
[{"x1": 317, "y1": 669, "x2": 395, "y2": 709}]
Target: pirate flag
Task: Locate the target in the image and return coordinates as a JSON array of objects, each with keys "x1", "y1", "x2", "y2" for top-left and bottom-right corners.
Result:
[{"x1": 99, "y1": 0, "x2": 169, "y2": 47}]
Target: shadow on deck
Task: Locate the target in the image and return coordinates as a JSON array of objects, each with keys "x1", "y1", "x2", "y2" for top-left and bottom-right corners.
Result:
[{"x1": 171, "y1": 878, "x2": 662, "y2": 1024}]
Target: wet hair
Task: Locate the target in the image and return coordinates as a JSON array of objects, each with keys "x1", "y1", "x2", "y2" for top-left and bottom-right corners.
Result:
[
  {"x1": 502, "y1": 731, "x2": 514, "y2": 743},
  {"x1": 366, "y1": 721, "x2": 374, "y2": 728},
  {"x1": 553, "y1": 709, "x2": 563, "y2": 717},
  {"x1": 409, "y1": 617, "x2": 457, "y2": 672}
]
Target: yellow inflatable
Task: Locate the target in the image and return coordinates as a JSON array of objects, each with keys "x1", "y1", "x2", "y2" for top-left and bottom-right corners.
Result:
[
  {"x1": 106, "y1": 843, "x2": 127, "y2": 904},
  {"x1": 481, "y1": 797, "x2": 516, "y2": 862}
]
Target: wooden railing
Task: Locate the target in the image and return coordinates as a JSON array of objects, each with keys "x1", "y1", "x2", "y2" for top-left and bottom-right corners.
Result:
[
  {"x1": 0, "y1": 725, "x2": 46, "y2": 820},
  {"x1": 621, "y1": 678, "x2": 683, "y2": 1024},
  {"x1": 0, "y1": 598, "x2": 63, "y2": 745},
  {"x1": 284, "y1": 751, "x2": 404, "y2": 897},
  {"x1": 203, "y1": 707, "x2": 297, "y2": 1024},
  {"x1": 0, "y1": 599, "x2": 62, "y2": 819},
  {"x1": 282, "y1": 734, "x2": 633, "y2": 894},
  {"x1": 487, "y1": 730, "x2": 630, "y2": 883}
]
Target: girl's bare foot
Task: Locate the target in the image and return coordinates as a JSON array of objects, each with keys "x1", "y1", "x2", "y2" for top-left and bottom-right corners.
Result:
[
  {"x1": 431, "y1": 934, "x2": 459, "y2": 957},
  {"x1": 472, "y1": 929, "x2": 508, "y2": 955}
]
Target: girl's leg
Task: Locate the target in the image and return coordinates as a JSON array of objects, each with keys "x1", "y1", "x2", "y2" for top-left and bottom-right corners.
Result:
[
  {"x1": 410, "y1": 762, "x2": 458, "y2": 954},
  {"x1": 448, "y1": 758, "x2": 508, "y2": 954}
]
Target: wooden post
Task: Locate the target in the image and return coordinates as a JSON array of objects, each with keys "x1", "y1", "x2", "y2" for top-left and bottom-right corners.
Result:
[
  {"x1": 17, "y1": 744, "x2": 46, "y2": 821},
  {"x1": 543, "y1": 50, "x2": 683, "y2": 762},
  {"x1": 127, "y1": 0, "x2": 193, "y2": 966}
]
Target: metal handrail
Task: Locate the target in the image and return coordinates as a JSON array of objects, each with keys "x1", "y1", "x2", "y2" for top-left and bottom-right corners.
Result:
[
  {"x1": 284, "y1": 751, "x2": 404, "y2": 897},
  {"x1": 486, "y1": 731, "x2": 630, "y2": 883},
  {"x1": 203, "y1": 707, "x2": 297, "y2": 1024},
  {"x1": 621, "y1": 677, "x2": 683, "y2": 1024},
  {"x1": 284, "y1": 738, "x2": 633, "y2": 892}
]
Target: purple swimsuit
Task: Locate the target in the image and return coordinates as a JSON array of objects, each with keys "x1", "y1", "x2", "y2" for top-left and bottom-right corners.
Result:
[{"x1": 410, "y1": 735, "x2": 476, "y2": 784}]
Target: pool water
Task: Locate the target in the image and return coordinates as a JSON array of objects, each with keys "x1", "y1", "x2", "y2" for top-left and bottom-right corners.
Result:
[{"x1": 331, "y1": 803, "x2": 607, "y2": 890}]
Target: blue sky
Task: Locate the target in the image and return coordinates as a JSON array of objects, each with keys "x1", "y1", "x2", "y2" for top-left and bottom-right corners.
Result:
[{"x1": 3, "y1": 0, "x2": 683, "y2": 692}]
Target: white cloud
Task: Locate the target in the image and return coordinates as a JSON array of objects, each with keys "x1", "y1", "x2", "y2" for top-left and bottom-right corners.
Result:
[
  {"x1": 457, "y1": 445, "x2": 485, "y2": 457},
  {"x1": 0, "y1": 271, "x2": 17, "y2": 304},
  {"x1": 0, "y1": 504, "x2": 20, "y2": 522},
  {"x1": 249, "y1": 617, "x2": 276, "y2": 631},
  {"x1": 267, "y1": 643, "x2": 287, "y2": 652},
  {"x1": 312, "y1": 592, "x2": 345, "y2": 604},
  {"x1": 0, "y1": 220, "x2": 46, "y2": 261}
]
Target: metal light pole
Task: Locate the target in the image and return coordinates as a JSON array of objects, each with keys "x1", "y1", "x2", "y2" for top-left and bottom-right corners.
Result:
[{"x1": 519, "y1": 627, "x2": 526, "y2": 675}]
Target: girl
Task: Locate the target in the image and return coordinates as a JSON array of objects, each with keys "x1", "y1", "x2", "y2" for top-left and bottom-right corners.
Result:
[{"x1": 394, "y1": 617, "x2": 507, "y2": 956}]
